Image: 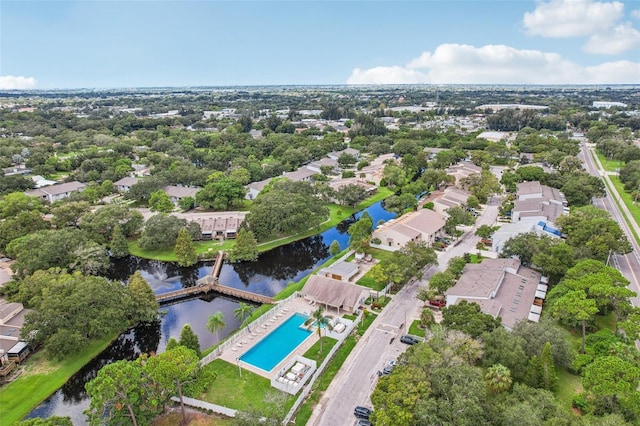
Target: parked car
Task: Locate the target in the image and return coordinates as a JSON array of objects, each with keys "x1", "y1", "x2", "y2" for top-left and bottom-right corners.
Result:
[
  {"x1": 428, "y1": 299, "x2": 446, "y2": 308},
  {"x1": 400, "y1": 335, "x2": 420, "y2": 345},
  {"x1": 354, "y1": 406, "x2": 373, "y2": 419},
  {"x1": 357, "y1": 419, "x2": 372, "y2": 426},
  {"x1": 382, "y1": 365, "x2": 394, "y2": 375}
]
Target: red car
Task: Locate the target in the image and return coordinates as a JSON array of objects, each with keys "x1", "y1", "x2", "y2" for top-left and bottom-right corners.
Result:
[{"x1": 428, "y1": 299, "x2": 446, "y2": 308}]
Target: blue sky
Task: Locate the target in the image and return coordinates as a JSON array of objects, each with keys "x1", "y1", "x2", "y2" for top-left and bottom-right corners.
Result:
[{"x1": 1, "y1": 0, "x2": 639, "y2": 89}]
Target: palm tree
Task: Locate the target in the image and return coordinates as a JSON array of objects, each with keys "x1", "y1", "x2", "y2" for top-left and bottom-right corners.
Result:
[
  {"x1": 234, "y1": 302, "x2": 254, "y2": 332},
  {"x1": 484, "y1": 363, "x2": 513, "y2": 393},
  {"x1": 305, "y1": 306, "x2": 333, "y2": 354},
  {"x1": 207, "y1": 311, "x2": 226, "y2": 354}
]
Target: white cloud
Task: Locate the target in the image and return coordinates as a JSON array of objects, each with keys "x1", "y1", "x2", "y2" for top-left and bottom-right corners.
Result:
[
  {"x1": 583, "y1": 22, "x2": 640, "y2": 54},
  {"x1": 0, "y1": 75, "x2": 37, "y2": 89},
  {"x1": 523, "y1": 0, "x2": 624, "y2": 37},
  {"x1": 346, "y1": 43, "x2": 640, "y2": 85},
  {"x1": 630, "y1": 8, "x2": 640, "y2": 20}
]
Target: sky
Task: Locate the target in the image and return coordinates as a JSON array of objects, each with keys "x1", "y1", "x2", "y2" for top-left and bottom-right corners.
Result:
[{"x1": 1, "y1": 0, "x2": 639, "y2": 89}]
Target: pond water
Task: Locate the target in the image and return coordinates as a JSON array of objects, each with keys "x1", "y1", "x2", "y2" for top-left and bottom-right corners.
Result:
[{"x1": 25, "y1": 201, "x2": 395, "y2": 423}]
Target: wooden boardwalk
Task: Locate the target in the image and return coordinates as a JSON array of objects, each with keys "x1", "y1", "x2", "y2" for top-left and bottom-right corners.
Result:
[{"x1": 155, "y1": 251, "x2": 274, "y2": 305}]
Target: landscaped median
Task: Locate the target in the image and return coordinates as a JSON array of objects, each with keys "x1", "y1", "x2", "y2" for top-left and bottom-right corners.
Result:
[{"x1": 0, "y1": 336, "x2": 116, "y2": 425}]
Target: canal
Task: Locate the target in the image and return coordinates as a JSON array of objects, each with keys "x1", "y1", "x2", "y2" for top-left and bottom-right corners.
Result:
[{"x1": 26, "y1": 201, "x2": 396, "y2": 423}]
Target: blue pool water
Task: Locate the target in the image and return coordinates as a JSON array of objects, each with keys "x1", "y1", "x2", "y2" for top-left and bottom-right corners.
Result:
[{"x1": 240, "y1": 313, "x2": 312, "y2": 372}]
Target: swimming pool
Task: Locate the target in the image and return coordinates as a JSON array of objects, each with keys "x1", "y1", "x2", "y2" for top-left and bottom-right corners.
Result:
[{"x1": 240, "y1": 313, "x2": 312, "y2": 372}]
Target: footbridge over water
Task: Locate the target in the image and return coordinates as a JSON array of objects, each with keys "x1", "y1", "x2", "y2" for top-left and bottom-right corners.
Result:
[{"x1": 155, "y1": 251, "x2": 274, "y2": 305}]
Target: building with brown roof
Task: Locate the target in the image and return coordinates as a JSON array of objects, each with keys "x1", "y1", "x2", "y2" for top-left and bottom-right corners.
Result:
[
  {"x1": 163, "y1": 185, "x2": 201, "y2": 205},
  {"x1": 114, "y1": 176, "x2": 140, "y2": 192},
  {"x1": 301, "y1": 275, "x2": 369, "y2": 314},
  {"x1": 190, "y1": 214, "x2": 244, "y2": 240},
  {"x1": 372, "y1": 208, "x2": 446, "y2": 251},
  {"x1": 446, "y1": 162, "x2": 482, "y2": 185},
  {"x1": 445, "y1": 258, "x2": 547, "y2": 330}
]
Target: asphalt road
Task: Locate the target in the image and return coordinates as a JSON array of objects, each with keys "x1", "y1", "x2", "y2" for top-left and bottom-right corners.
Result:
[
  {"x1": 310, "y1": 200, "x2": 499, "y2": 426},
  {"x1": 579, "y1": 139, "x2": 640, "y2": 309}
]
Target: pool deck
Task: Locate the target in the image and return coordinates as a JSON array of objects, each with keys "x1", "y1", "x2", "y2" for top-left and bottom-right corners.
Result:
[{"x1": 218, "y1": 297, "x2": 322, "y2": 379}]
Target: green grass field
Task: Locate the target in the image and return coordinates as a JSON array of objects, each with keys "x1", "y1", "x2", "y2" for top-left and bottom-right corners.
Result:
[
  {"x1": 197, "y1": 359, "x2": 295, "y2": 413},
  {"x1": 0, "y1": 336, "x2": 116, "y2": 425},
  {"x1": 595, "y1": 151, "x2": 625, "y2": 173}
]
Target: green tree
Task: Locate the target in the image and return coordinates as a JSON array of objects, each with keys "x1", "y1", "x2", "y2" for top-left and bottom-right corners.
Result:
[
  {"x1": 179, "y1": 324, "x2": 201, "y2": 357},
  {"x1": 196, "y1": 176, "x2": 246, "y2": 210},
  {"x1": 444, "y1": 206, "x2": 475, "y2": 235},
  {"x1": 550, "y1": 290, "x2": 598, "y2": 354},
  {"x1": 305, "y1": 306, "x2": 333, "y2": 353},
  {"x1": 347, "y1": 212, "x2": 373, "y2": 253},
  {"x1": 524, "y1": 355, "x2": 543, "y2": 388},
  {"x1": 80, "y1": 204, "x2": 144, "y2": 244},
  {"x1": 475, "y1": 224, "x2": 498, "y2": 240},
  {"x1": 85, "y1": 359, "x2": 154, "y2": 426},
  {"x1": 246, "y1": 180, "x2": 329, "y2": 240},
  {"x1": 178, "y1": 195, "x2": 195, "y2": 211},
  {"x1": 512, "y1": 317, "x2": 574, "y2": 369},
  {"x1": 110, "y1": 224, "x2": 129, "y2": 259},
  {"x1": 556, "y1": 205, "x2": 632, "y2": 261},
  {"x1": 51, "y1": 201, "x2": 91, "y2": 228},
  {"x1": 0, "y1": 210, "x2": 50, "y2": 252},
  {"x1": 0, "y1": 192, "x2": 44, "y2": 219},
  {"x1": 427, "y1": 270, "x2": 456, "y2": 294},
  {"x1": 329, "y1": 239, "x2": 341, "y2": 256},
  {"x1": 127, "y1": 271, "x2": 158, "y2": 323},
  {"x1": 539, "y1": 342, "x2": 557, "y2": 391},
  {"x1": 582, "y1": 355, "x2": 640, "y2": 418},
  {"x1": 335, "y1": 183, "x2": 367, "y2": 208},
  {"x1": 138, "y1": 214, "x2": 187, "y2": 250},
  {"x1": 420, "y1": 308, "x2": 435, "y2": 329},
  {"x1": 175, "y1": 228, "x2": 198, "y2": 267},
  {"x1": 234, "y1": 302, "x2": 254, "y2": 331},
  {"x1": 207, "y1": 311, "x2": 226, "y2": 353},
  {"x1": 144, "y1": 346, "x2": 211, "y2": 424},
  {"x1": 441, "y1": 300, "x2": 501, "y2": 338},
  {"x1": 149, "y1": 190, "x2": 174, "y2": 213},
  {"x1": 70, "y1": 241, "x2": 109, "y2": 275},
  {"x1": 381, "y1": 163, "x2": 406, "y2": 188},
  {"x1": 481, "y1": 327, "x2": 528, "y2": 382},
  {"x1": 228, "y1": 228, "x2": 259, "y2": 262},
  {"x1": 484, "y1": 363, "x2": 512, "y2": 393},
  {"x1": 165, "y1": 337, "x2": 179, "y2": 352}
]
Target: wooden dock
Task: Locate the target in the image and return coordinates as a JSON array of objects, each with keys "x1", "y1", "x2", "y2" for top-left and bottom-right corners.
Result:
[{"x1": 155, "y1": 251, "x2": 274, "y2": 305}]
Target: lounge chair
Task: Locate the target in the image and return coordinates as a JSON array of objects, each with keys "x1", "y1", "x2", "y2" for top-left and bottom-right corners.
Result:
[{"x1": 231, "y1": 347, "x2": 237, "y2": 352}]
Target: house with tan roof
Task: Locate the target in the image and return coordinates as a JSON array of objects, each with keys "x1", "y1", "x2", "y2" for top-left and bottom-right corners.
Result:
[
  {"x1": 512, "y1": 181, "x2": 567, "y2": 236},
  {"x1": 445, "y1": 258, "x2": 548, "y2": 330},
  {"x1": 25, "y1": 181, "x2": 86, "y2": 203},
  {"x1": 372, "y1": 208, "x2": 446, "y2": 251},
  {"x1": 432, "y1": 187, "x2": 471, "y2": 216},
  {"x1": 301, "y1": 275, "x2": 369, "y2": 314},
  {"x1": 446, "y1": 162, "x2": 483, "y2": 186},
  {"x1": 163, "y1": 185, "x2": 201, "y2": 205}
]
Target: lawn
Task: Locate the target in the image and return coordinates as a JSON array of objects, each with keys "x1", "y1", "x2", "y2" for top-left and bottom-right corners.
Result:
[
  {"x1": 197, "y1": 359, "x2": 295, "y2": 413},
  {"x1": 595, "y1": 151, "x2": 625, "y2": 173},
  {"x1": 356, "y1": 311, "x2": 377, "y2": 337},
  {"x1": 608, "y1": 176, "x2": 640, "y2": 244},
  {"x1": 302, "y1": 337, "x2": 338, "y2": 365},
  {"x1": 356, "y1": 274, "x2": 385, "y2": 291},
  {"x1": 409, "y1": 319, "x2": 426, "y2": 337},
  {"x1": 594, "y1": 311, "x2": 616, "y2": 332},
  {"x1": 0, "y1": 335, "x2": 116, "y2": 425},
  {"x1": 556, "y1": 368, "x2": 583, "y2": 410}
]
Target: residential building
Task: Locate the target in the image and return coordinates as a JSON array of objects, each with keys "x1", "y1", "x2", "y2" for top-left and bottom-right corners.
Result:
[
  {"x1": 163, "y1": 185, "x2": 200, "y2": 205},
  {"x1": 512, "y1": 181, "x2": 567, "y2": 225},
  {"x1": 593, "y1": 101, "x2": 627, "y2": 108},
  {"x1": 445, "y1": 258, "x2": 547, "y2": 330},
  {"x1": 25, "y1": 181, "x2": 86, "y2": 203},
  {"x1": 432, "y1": 188, "x2": 471, "y2": 216},
  {"x1": 372, "y1": 208, "x2": 446, "y2": 251},
  {"x1": 318, "y1": 260, "x2": 360, "y2": 282},
  {"x1": 446, "y1": 162, "x2": 482, "y2": 186},
  {"x1": 114, "y1": 176, "x2": 140, "y2": 193}
]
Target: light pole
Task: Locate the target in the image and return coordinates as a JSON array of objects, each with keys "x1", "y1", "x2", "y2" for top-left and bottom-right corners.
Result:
[{"x1": 237, "y1": 357, "x2": 242, "y2": 378}]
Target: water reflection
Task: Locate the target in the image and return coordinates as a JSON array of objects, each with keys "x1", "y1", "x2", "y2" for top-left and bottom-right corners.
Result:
[{"x1": 27, "y1": 201, "x2": 395, "y2": 423}]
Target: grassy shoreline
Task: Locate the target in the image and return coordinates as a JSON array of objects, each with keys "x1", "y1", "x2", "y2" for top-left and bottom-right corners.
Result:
[
  {"x1": 0, "y1": 335, "x2": 117, "y2": 425},
  {"x1": 130, "y1": 188, "x2": 394, "y2": 262}
]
